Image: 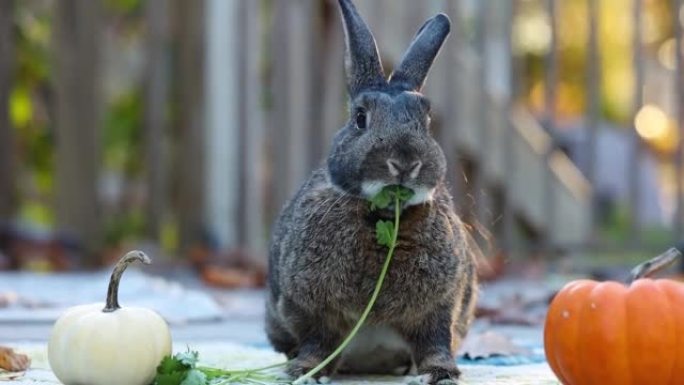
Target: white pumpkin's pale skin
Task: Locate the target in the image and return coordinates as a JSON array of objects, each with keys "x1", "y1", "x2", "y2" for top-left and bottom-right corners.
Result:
[
  {"x1": 48, "y1": 303, "x2": 171, "y2": 385},
  {"x1": 48, "y1": 251, "x2": 172, "y2": 385}
]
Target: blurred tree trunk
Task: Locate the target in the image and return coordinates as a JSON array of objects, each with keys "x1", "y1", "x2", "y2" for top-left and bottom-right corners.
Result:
[
  {"x1": 172, "y1": 0, "x2": 205, "y2": 251},
  {"x1": 53, "y1": 0, "x2": 102, "y2": 262},
  {"x1": 143, "y1": 0, "x2": 170, "y2": 241},
  {"x1": 0, "y1": 0, "x2": 15, "y2": 221}
]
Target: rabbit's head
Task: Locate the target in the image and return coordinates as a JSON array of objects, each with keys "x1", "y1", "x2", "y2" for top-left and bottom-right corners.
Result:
[{"x1": 327, "y1": 0, "x2": 452, "y2": 206}]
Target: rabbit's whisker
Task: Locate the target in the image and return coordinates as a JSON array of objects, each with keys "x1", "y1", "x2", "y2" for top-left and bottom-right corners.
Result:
[{"x1": 318, "y1": 192, "x2": 352, "y2": 226}]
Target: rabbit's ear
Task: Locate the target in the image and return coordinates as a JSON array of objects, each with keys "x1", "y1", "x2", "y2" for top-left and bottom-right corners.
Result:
[
  {"x1": 389, "y1": 14, "x2": 451, "y2": 92},
  {"x1": 338, "y1": 0, "x2": 386, "y2": 97}
]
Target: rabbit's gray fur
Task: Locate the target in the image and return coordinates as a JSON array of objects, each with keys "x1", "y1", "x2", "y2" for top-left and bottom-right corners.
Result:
[{"x1": 266, "y1": 1, "x2": 477, "y2": 384}]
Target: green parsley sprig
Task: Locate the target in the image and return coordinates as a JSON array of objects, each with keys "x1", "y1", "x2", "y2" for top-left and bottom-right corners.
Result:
[{"x1": 152, "y1": 349, "x2": 288, "y2": 385}]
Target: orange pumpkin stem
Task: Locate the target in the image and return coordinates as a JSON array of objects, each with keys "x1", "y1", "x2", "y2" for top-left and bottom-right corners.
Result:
[{"x1": 628, "y1": 247, "x2": 682, "y2": 284}]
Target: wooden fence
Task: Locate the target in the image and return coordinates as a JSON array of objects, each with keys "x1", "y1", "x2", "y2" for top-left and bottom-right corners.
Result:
[
  {"x1": 214, "y1": 0, "x2": 593, "y2": 258},
  {"x1": 2, "y1": 0, "x2": 682, "y2": 264}
]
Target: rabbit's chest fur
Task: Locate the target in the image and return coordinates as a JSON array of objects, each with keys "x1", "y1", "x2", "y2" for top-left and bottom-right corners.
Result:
[{"x1": 277, "y1": 171, "x2": 466, "y2": 327}]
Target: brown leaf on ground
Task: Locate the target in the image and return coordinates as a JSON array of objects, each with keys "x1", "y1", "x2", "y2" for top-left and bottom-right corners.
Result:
[
  {"x1": 0, "y1": 347, "x2": 30, "y2": 372},
  {"x1": 202, "y1": 266, "x2": 262, "y2": 288},
  {"x1": 197, "y1": 248, "x2": 267, "y2": 288},
  {"x1": 0, "y1": 292, "x2": 18, "y2": 308},
  {"x1": 0, "y1": 292, "x2": 53, "y2": 309},
  {"x1": 0, "y1": 370, "x2": 26, "y2": 380},
  {"x1": 458, "y1": 331, "x2": 529, "y2": 359}
]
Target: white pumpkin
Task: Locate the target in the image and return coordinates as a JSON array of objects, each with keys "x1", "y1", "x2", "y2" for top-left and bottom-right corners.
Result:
[{"x1": 48, "y1": 251, "x2": 172, "y2": 385}]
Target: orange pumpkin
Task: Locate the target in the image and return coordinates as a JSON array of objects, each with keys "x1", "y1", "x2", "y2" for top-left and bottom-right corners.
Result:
[{"x1": 544, "y1": 249, "x2": 684, "y2": 385}]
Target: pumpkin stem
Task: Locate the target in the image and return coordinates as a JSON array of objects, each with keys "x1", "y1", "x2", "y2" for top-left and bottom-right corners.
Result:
[
  {"x1": 103, "y1": 250, "x2": 152, "y2": 312},
  {"x1": 628, "y1": 247, "x2": 682, "y2": 284}
]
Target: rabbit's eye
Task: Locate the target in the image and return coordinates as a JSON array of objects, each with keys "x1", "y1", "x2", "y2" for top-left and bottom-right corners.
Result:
[{"x1": 355, "y1": 110, "x2": 367, "y2": 130}]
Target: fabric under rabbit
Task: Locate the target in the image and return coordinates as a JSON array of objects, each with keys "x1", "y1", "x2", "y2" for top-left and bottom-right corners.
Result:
[{"x1": 265, "y1": 1, "x2": 478, "y2": 384}]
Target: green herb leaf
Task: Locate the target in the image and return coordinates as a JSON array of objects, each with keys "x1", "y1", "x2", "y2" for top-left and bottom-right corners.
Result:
[
  {"x1": 153, "y1": 350, "x2": 288, "y2": 385},
  {"x1": 176, "y1": 351, "x2": 199, "y2": 368},
  {"x1": 153, "y1": 351, "x2": 199, "y2": 385},
  {"x1": 157, "y1": 355, "x2": 187, "y2": 375},
  {"x1": 370, "y1": 185, "x2": 414, "y2": 211},
  {"x1": 370, "y1": 189, "x2": 392, "y2": 210},
  {"x1": 180, "y1": 369, "x2": 207, "y2": 385},
  {"x1": 375, "y1": 220, "x2": 394, "y2": 247},
  {"x1": 155, "y1": 372, "x2": 187, "y2": 385},
  {"x1": 394, "y1": 186, "x2": 414, "y2": 202},
  {"x1": 371, "y1": 186, "x2": 413, "y2": 248}
]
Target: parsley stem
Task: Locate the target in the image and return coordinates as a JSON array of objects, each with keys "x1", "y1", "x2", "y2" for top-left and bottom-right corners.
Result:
[
  {"x1": 197, "y1": 361, "x2": 288, "y2": 377},
  {"x1": 242, "y1": 361, "x2": 289, "y2": 373},
  {"x1": 293, "y1": 193, "x2": 402, "y2": 384}
]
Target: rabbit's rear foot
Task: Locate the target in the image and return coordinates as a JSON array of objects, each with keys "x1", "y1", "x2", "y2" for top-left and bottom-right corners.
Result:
[{"x1": 419, "y1": 365, "x2": 461, "y2": 385}]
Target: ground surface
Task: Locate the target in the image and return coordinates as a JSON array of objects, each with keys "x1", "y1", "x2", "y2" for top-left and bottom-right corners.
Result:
[{"x1": 0, "y1": 268, "x2": 560, "y2": 384}]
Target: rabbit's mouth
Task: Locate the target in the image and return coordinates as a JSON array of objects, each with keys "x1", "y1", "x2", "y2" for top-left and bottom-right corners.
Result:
[{"x1": 361, "y1": 181, "x2": 435, "y2": 206}]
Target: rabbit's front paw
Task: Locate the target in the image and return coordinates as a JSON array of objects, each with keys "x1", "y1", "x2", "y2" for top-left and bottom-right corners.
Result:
[
  {"x1": 419, "y1": 365, "x2": 461, "y2": 385},
  {"x1": 286, "y1": 357, "x2": 334, "y2": 383}
]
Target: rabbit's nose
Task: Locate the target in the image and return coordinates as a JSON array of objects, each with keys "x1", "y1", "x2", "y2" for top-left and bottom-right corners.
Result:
[{"x1": 387, "y1": 159, "x2": 422, "y2": 179}]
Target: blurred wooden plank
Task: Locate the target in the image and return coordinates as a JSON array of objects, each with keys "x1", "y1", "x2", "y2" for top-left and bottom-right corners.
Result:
[
  {"x1": 286, "y1": 0, "x2": 317, "y2": 178},
  {"x1": 629, "y1": 0, "x2": 644, "y2": 244},
  {"x1": 53, "y1": 0, "x2": 102, "y2": 261},
  {"x1": 173, "y1": 0, "x2": 206, "y2": 251},
  {"x1": 0, "y1": 0, "x2": 15, "y2": 220},
  {"x1": 473, "y1": 0, "x2": 490, "y2": 226},
  {"x1": 321, "y1": 3, "x2": 346, "y2": 149},
  {"x1": 205, "y1": 0, "x2": 240, "y2": 249},
  {"x1": 501, "y1": 0, "x2": 516, "y2": 253},
  {"x1": 675, "y1": 0, "x2": 684, "y2": 239},
  {"x1": 143, "y1": 0, "x2": 170, "y2": 241},
  {"x1": 509, "y1": 108, "x2": 591, "y2": 246},
  {"x1": 307, "y1": 0, "x2": 325, "y2": 167},
  {"x1": 426, "y1": 0, "x2": 465, "y2": 214},
  {"x1": 586, "y1": 0, "x2": 601, "y2": 241},
  {"x1": 270, "y1": 0, "x2": 292, "y2": 217},
  {"x1": 542, "y1": 0, "x2": 558, "y2": 252},
  {"x1": 237, "y1": 0, "x2": 267, "y2": 255},
  {"x1": 270, "y1": 0, "x2": 317, "y2": 212}
]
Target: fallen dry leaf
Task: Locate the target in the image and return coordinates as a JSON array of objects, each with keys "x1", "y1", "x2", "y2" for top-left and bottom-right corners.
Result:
[
  {"x1": 201, "y1": 264, "x2": 266, "y2": 288},
  {"x1": 0, "y1": 292, "x2": 18, "y2": 308},
  {"x1": 0, "y1": 292, "x2": 53, "y2": 309},
  {"x1": 0, "y1": 370, "x2": 25, "y2": 380},
  {"x1": 0, "y1": 347, "x2": 30, "y2": 372},
  {"x1": 458, "y1": 331, "x2": 529, "y2": 359}
]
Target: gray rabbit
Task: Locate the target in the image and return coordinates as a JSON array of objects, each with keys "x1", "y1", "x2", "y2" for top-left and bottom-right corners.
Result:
[{"x1": 266, "y1": 0, "x2": 477, "y2": 383}]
